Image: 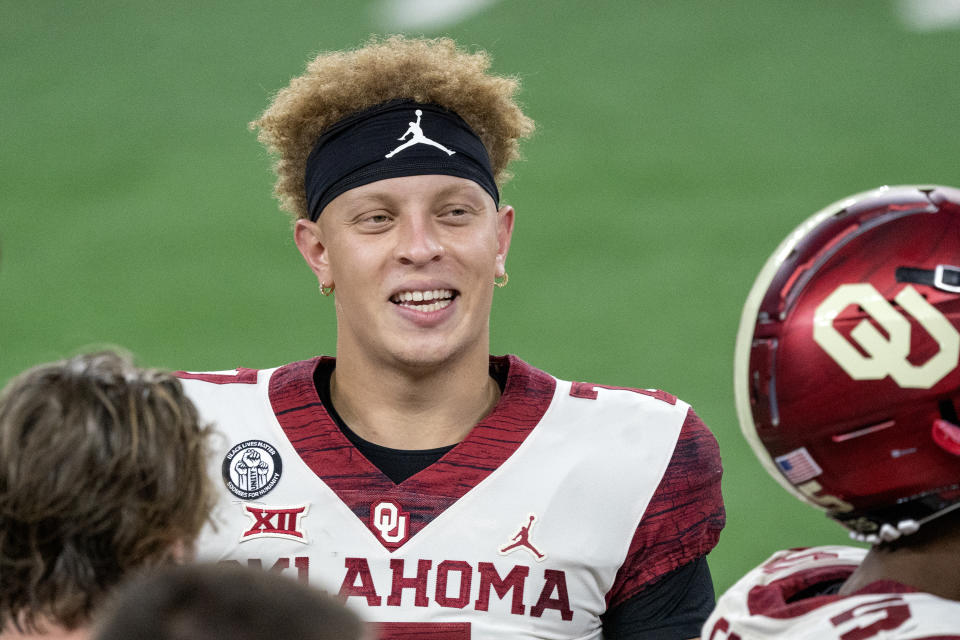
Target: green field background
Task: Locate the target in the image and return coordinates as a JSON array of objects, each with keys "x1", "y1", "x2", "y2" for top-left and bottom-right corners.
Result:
[{"x1": 4, "y1": 1, "x2": 959, "y2": 595}]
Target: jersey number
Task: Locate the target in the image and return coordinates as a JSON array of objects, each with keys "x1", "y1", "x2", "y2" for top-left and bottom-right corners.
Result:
[
  {"x1": 569, "y1": 382, "x2": 677, "y2": 405},
  {"x1": 830, "y1": 596, "x2": 911, "y2": 640},
  {"x1": 708, "y1": 596, "x2": 911, "y2": 640},
  {"x1": 175, "y1": 368, "x2": 259, "y2": 385},
  {"x1": 377, "y1": 622, "x2": 470, "y2": 638},
  {"x1": 706, "y1": 617, "x2": 741, "y2": 640}
]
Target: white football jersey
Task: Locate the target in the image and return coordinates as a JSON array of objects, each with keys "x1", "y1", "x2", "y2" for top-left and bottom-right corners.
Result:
[
  {"x1": 704, "y1": 545, "x2": 960, "y2": 639},
  {"x1": 179, "y1": 355, "x2": 723, "y2": 639}
]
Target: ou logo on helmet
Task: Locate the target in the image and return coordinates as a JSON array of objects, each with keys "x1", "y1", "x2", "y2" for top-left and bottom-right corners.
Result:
[{"x1": 813, "y1": 283, "x2": 960, "y2": 389}]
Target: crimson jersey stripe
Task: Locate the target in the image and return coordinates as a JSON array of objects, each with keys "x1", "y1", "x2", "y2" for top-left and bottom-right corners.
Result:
[
  {"x1": 605, "y1": 408, "x2": 725, "y2": 608},
  {"x1": 267, "y1": 355, "x2": 555, "y2": 549}
]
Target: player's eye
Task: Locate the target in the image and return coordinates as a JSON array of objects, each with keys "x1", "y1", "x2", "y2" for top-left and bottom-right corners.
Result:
[
  {"x1": 439, "y1": 207, "x2": 472, "y2": 222},
  {"x1": 354, "y1": 211, "x2": 393, "y2": 229}
]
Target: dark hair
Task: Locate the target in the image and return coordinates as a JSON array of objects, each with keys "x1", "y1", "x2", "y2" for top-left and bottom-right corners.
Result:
[
  {"x1": 94, "y1": 563, "x2": 367, "y2": 640},
  {"x1": 0, "y1": 351, "x2": 213, "y2": 633}
]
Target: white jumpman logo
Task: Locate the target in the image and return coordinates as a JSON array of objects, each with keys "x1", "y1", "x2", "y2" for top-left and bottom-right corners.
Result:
[{"x1": 384, "y1": 109, "x2": 456, "y2": 158}]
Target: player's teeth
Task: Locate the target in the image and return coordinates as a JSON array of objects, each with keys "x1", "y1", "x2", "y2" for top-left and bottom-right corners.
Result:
[
  {"x1": 393, "y1": 289, "x2": 454, "y2": 303},
  {"x1": 394, "y1": 298, "x2": 453, "y2": 312}
]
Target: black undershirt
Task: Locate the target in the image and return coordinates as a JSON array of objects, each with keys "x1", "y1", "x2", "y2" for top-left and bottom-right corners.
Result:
[
  {"x1": 312, "y1": 360, "x2": 715, "y2": 638},
  {"x1": 314, "y1": 361, "x2": 509, "y2": 483},
  {"x1": 788, "y1": 579, "x2": 844, "y2": 601}
]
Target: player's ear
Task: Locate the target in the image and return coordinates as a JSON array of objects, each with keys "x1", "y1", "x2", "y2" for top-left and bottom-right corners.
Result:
[
  {"x1": 294, "y1": 218, "x2": 332, "y2": 284},
  {"x1": 495, "y1": 205, "x2": 515, "y2": 278}
]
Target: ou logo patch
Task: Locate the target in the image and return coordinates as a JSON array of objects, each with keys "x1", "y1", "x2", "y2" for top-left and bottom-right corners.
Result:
[
  {"x1": 370, "y1": 501, "x2": 410, "y2": 547},
  {"x1": 813, "y1": 284, "x2": 960, "y2": 389}
]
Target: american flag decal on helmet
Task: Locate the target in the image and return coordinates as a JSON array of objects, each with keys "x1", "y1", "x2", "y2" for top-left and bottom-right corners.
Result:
[{"x1": 775, "y1": 447, "x2": 823, "y2": 484}]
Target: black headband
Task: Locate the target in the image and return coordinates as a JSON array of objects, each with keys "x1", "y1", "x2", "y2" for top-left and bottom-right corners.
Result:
[{"x1": 304, "y1": 100, "x2": 499, "y2": 221}]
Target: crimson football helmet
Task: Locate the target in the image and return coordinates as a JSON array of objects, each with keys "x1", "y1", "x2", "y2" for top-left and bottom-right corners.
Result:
[{"x1": 735, "y1": 185, "x2": 960, "y2": 543}]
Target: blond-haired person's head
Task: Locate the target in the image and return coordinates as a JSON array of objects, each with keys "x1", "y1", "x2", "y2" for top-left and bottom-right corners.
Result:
[
  {"x1": 0, "y1": 351, "x2": 212, "y2": 638},
  {"x1": 252, "y1": 35, "x2": 534, "y2": 221}
]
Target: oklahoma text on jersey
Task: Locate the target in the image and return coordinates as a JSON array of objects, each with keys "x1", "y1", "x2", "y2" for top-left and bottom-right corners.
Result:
[{"x1": 178, "y1": 356, "x2": 723, "y2": 639}]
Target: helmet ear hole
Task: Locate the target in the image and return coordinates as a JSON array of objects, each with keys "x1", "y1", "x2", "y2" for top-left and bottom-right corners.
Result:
[
  {"x1": 932, "y1": 418, "x2": 960, "y2": 456},
  {"x1": 939, "y1": 398, "x2": 960, "y2": 425}
]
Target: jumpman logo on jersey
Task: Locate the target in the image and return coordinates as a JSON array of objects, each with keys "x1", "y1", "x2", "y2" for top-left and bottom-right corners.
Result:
[
  {"x1": 384, "y1": 109, "x2": 456, "y2": 158},
  {"x1": 499, "y1": 514, "x2": 546, "y2": 561}
]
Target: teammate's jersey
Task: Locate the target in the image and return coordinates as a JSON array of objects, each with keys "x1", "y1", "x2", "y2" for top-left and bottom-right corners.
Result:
[
  {"x1": 704, "y1": 545, "x2": 960, "y2": 639},
  {"x1": 179, "y1": 355, "x2": 723, "y2": 640}
]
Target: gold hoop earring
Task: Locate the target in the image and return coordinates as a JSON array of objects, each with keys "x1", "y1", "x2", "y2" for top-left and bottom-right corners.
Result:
[
  {"x1": 319, "y1": 282, "x2": 335, "y2": 296},
  {"x1": 494, "y1": 272, "x2": 509, "y2": 288}
]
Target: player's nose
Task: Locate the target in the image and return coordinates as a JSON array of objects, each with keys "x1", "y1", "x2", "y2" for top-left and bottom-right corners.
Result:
[{"x1": 394, "y1": 214, "x2": 444, "y2": 265}]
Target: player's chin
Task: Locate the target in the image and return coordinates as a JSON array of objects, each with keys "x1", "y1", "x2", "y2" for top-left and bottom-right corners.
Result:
[{"x1": 388, "y1": 338, "x2": 470, "y2": 371}]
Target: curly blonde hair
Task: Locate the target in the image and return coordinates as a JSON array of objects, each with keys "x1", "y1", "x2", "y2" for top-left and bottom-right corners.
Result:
[{"x1": 252, "y1": 35, "x2": 535, "y2": 220}]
